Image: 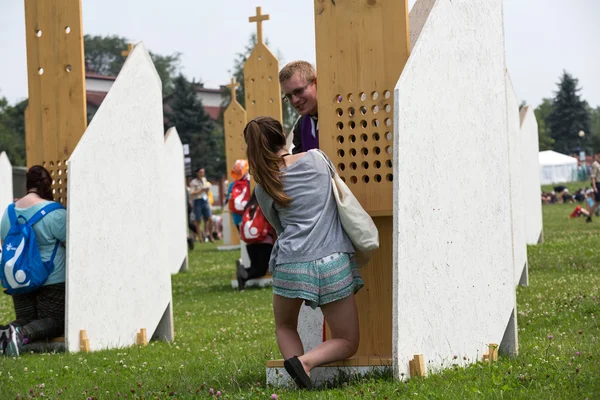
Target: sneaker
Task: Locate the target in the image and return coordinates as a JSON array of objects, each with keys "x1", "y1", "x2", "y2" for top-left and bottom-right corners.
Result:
[
  {"x1": 4, "y1": 325, "x2": 24, "y2": 357},
  {"x1": 236, "y1": 259, "x2": 248, "y2": 280},
  {"x1": 237, "y1": 274, "x2": 246, "y2": 291},
  {"x1": 0, "y1": 324, "x2": 10, "y2": 354},
  {"x1": 586, "y1": 216, "x2": 593, "y2": 223},
  {"x1": 236, "y1": 259, "x2": 248, "y2": 291}
]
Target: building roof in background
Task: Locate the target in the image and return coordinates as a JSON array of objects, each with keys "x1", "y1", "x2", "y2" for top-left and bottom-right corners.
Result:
[
  {"x1": 87, "y1": 90, "x2": 108, "y2": 108},
  {"x1": 204, "y1": 106, "x2": 221, "y2": 120},
  {"x1": 191, "y1": 82, "x2": 223, "y2": 94},
  {"x1": 85, "y1": 74, "x2": 223, "y2": 121},
  {"x1": 86, "y1": 73, "x2": 117, "y2": 81}
]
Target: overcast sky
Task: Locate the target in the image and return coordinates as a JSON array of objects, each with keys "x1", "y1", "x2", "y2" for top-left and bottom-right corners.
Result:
[{"x1": 0, "y1": 0, "x2": 598, "y2": 108}]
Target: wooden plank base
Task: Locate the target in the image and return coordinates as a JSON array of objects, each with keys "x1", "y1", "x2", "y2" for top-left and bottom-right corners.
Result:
[{"x1": 266, "y1": 356, "x2": 392, "y2": 368}]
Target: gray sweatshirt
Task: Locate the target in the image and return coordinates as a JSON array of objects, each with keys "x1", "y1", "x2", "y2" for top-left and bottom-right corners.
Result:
[{"x1": 255, "y1": 150, "x2": 355, "y2": 271}]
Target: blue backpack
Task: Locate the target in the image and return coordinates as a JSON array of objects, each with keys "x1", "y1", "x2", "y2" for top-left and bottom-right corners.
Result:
[{"x1": 1, "y1": 202, "x2": 64, "y2": 295}]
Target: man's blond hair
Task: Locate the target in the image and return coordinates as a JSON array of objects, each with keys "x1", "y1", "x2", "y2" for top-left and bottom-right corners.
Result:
[{"x1": 279, "y1": 61, "x2": 316, "y2": 84}]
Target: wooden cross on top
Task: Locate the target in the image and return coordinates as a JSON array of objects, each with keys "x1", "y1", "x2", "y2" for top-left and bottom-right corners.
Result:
[
  {"x1": 226, "y1": 78, "x2": 240, "y2": 100},
  {"x1": 121, "y1": 43, "x2": 134, "y2": 57},
  {"x1": 249, "y1": 6, "x2": 269, "y2": 44}
]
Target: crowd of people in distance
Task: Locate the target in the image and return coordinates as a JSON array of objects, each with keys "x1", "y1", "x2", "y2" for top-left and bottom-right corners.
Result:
[
  {"x1": 543, "y1": 153, "x2": 600, "y2": 223},
  {"x1": 542, "y1": 185, "x2": 590, "y2": 205}
]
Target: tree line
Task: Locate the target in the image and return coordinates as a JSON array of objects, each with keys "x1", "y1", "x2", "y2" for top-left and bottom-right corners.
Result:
[
  {"x1": 0, "y1": 34, "x2": 298, "y2": 180},
  {"x1": 7, "y1": 41, "x2": 594, "y2": 174},
  {"x1": 534, "y1": 71, "x2": 600, "y2": 156}
]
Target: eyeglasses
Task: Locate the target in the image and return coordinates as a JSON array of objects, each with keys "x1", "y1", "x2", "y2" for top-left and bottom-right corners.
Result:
[{"x1": 282, "y1": 80, "x2": 314, "y2": 102}]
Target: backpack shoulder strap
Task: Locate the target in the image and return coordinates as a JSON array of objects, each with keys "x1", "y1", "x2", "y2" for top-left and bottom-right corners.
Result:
[
  {"x1": 28, "y1": 202, "x2": 65, "y2": 226},
  {"x1": 7, "y1": 203, "x2": 17, "y2": 226}
]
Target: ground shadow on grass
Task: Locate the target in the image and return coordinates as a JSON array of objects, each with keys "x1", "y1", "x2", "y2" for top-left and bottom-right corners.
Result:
[{"x1": 320, "y1": 366, "x2": 395, "y2": 390}]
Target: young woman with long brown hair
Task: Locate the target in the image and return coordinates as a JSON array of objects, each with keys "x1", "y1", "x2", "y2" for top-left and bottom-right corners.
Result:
[{"x1": 244, "y1": 116, "x2": 363, "y2": 389}]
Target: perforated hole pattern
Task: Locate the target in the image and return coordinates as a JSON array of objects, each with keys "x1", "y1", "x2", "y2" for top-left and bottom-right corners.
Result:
[
  {"x1": 42, "y1": 160, "x2": 68, "y2": 205},
  {"x1": 334, "y1": 90, "x2": 393, "y2": 184}
]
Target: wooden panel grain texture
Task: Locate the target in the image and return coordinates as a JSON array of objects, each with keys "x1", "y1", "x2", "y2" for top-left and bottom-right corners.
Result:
[
  {"x1": 24, "y1": 105, "x2": 42, "y2": 168},
  {"x1": 243, "y1": 43, "x2": 283, "y2": 123},
  {"x1": 224, "y1": 80, "x2": 247, "y2": 246},
  {"x1": 325, "y1": 217, "x2": 393, "y2": 357},
  {"x1": 24, "y1": 0, "x2": 87, "y2": 205},
  {"x1": 244, "y1": 7, "x2": 282, "y2": 124},
  {"x1": 23, "y1": 2, "x2": 42, "y2": 167},
  {"x1": 224, "y1": 97, "x2": 248, "y2": 174},
  {"x1": 315, "y1": 0, "x2": 410, "y2": 360},
  {"x1": 314, "y1": 0, "x2": 409, "y2": 215}
]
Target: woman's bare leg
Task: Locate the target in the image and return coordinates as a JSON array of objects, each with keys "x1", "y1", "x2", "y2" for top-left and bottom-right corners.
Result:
[
  {"x1": 297, "y1": 294, "x2": 359, "y2": 374},
  {"x1": 273, "y1": 295, "x2": 305, "y2": 360}
]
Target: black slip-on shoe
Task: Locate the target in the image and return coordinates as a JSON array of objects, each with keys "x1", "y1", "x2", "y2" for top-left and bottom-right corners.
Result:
[{"x1": 284, "y1": 356, "x2": 312, "y2": 389}]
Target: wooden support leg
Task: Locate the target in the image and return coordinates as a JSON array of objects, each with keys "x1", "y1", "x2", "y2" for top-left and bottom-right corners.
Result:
[
  {"x1": 137, "y1": 328, "x2": 148, "y2": 346},
  {"x1": 409, "y1": 354, "x2": 427, "y2": 377},
  {"x1": 483, "y1": 343, "x2": 499, "y2": 363},
  {"x1": 79, "y1": 330, "x2": 90, "y2": 352}
]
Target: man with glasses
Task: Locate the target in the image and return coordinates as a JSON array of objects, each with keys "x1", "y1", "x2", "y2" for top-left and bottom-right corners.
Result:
[{"x1": 279, "y1": 61, "x2": 319, "y2": 154}]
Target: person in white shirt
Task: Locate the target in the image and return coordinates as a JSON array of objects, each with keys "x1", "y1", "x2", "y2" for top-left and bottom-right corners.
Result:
[{"x1": 189, "y1": 168, "x2": 214, "y2": 242}]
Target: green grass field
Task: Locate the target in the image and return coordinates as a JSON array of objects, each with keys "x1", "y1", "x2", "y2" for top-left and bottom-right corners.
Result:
[{"x1": 0, "y1": 202, "x2": 599, "y2": 399}]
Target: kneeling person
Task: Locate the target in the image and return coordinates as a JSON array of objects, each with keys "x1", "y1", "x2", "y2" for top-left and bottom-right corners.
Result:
[{"x1": 0, "y1": 166, "x2": 67, "y2": 356}]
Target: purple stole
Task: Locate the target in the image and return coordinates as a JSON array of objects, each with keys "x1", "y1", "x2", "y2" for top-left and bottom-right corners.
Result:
[{"x1": 301, "y1": 116, "x2": 319, "y2": 152}]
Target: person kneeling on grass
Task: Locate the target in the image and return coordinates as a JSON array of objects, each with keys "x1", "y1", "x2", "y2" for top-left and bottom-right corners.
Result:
[
  {"x1": 0, "y1": 166, "x2": 67, "y2": 356},
  {"x1": 236, "y1": 191, "x2": 276, "y2": 291},
  {"x1": 245, "y1": 116, "x2": 363, "y2": 389}
]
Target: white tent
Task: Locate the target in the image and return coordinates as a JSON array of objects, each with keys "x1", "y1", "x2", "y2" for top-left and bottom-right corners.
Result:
[{"x1": 539, "y1": 150, "x2": 578, "y2": 185}]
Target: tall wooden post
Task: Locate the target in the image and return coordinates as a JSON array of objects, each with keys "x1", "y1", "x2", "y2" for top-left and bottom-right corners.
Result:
[
  {"x1": 315, "y1": 0, "x2": 410, "y2": 361},
  {"x1": 24, "y1": 0, "x2": 87, "y2": 206},
  {"x1": 224, "y1": 78, "x2": 247, "y2": 245},
  {"x1": 244, "y1": 6, "x2": 282, "y2": 123}
]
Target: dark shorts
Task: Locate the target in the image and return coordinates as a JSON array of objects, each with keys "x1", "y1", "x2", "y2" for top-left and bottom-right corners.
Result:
[
  {"x1": 595, "y1": 191, "x2": 600, "y2": 203},
  {"x1": 193, "y1": 199, "x2": 212, "y2": 222}
]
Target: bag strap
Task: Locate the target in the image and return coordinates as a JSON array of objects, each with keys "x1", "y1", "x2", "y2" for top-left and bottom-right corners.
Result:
[
  {"x1": 28, "y1": 202, "x2": 65, "y2": 226},
  {"x1": 48, "y1": 241, "x2": 61, "y2": 265},
  {"x1": 7, "y1": 203, "x2": 17, "y2": 226},
  {"x1": 8, "y1": 203, "x2": 29, "y2": 227},
  {"x1": 312, "y1": 149, "x2": 337, "y2": 178}
]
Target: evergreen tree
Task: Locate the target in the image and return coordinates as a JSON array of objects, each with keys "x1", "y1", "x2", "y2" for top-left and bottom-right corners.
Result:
[
  {"x1": 547, "y1": 71, "x2": 591, "y2": 154},
  {"x1": 165, "y1": 75, "x2": 224, "y2": 180},
  {"x1": 0, "y1": 97, "x2": 27, "y2": 166},
  {"x1": 84, "y1": 35, "x2": 181, "y2": 97},
  {"x1": 533, "y1": 98, "x2": 555, "y2": 151},
  {"x1": 588, "y1": 106, "x2": 600, "y2": 154}
]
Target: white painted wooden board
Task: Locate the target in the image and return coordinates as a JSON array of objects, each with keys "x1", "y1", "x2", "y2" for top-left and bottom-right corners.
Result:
[
  {"x1": 0, "y1": 152, "x2": 13, "y2": 211},
  {"x1": 164, "y1": 127, "x2": 188, "y2": 274},
  {"x1": 506, "y1": 75, "x2": 529, "y2": 286},
  {"x1": 222, "y1": 209, "x2": 232, "y2": 245},
  {"x1": 392, "y1": 0, "x2": 517, "y2": 378},
  {"x1": 520, "y1": 106, "x2": 543, "y2": 245},
  {"x1": 65, "y1": 43, "x2": 173, "y2": 352}
]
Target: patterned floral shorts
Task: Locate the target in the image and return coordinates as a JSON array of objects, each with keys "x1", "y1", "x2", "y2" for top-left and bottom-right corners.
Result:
[{"x1": 273, "y1": 252, "x2": 364, "y2": 309}]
